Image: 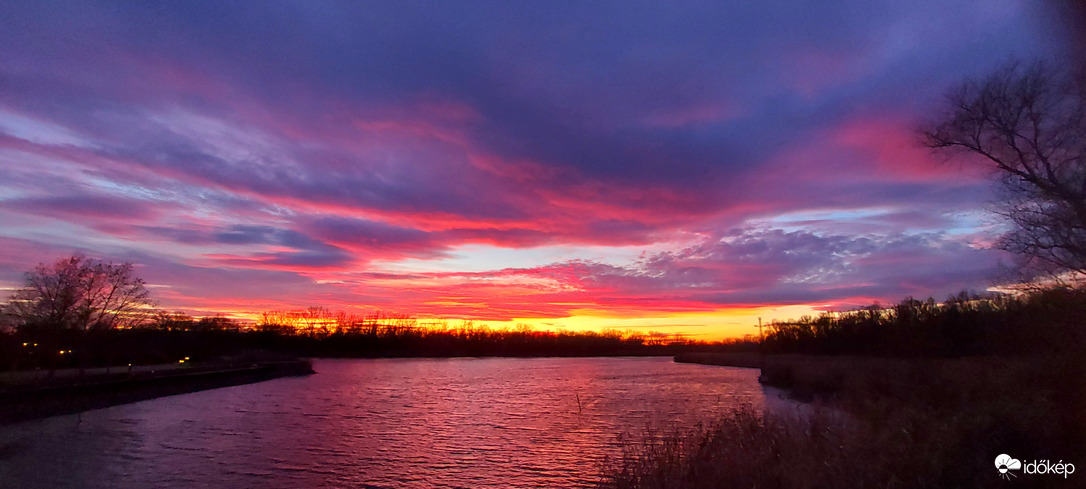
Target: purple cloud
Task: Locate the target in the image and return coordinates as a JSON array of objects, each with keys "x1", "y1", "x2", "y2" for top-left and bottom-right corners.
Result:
[{"x1": 0, "y1": 1, "x2": 1070, "y2": 331}]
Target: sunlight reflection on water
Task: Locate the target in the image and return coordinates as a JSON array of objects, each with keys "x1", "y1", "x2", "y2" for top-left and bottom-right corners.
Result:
[{"x1": 0, "y1": 357, "x2": 774, "y2": 488}]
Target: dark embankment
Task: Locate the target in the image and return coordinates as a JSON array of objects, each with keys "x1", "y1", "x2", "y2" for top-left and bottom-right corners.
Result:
[
  {"x1": 0, "y1": 324, "x2": 711, "y2": 375},
  {"x1": 0, "y1": 357, "x2": 314, "y2": 424},
  {"x1": 673, "y1": 352, "x2": 762, "y2": 369}
]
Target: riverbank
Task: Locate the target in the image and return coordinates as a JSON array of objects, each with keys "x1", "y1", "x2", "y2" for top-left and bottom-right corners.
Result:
[
  {"x1": 673, "y1": 351, "x2": 762, "y2": 369},
  {"x1": 676, "y1": 352, "x2": 1082, "y2": 405},
  {"x1": 0, "y1": 359, "x2": 314, "y2": 424},
  {"x1": 601, "y1": 352, "x2": 1084, "y2": 488}
]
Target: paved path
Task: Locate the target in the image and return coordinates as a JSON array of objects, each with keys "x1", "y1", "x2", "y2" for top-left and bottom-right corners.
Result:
[{"x1": 0, "y1": 363, "x2": 187, "y2": 387}]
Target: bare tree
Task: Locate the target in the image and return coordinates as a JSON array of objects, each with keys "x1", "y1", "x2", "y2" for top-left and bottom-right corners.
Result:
[
  {"x1": 4, "y1": 255, "x2": 154, "y2": 331},
  {"x1": 922, "y1": 62, "x2": 1086, "y2": 284}
]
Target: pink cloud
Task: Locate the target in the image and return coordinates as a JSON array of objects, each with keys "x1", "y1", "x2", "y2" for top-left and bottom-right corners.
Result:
[{"x1": 830, "y1": 116, "x2": 988, "y2": 182}]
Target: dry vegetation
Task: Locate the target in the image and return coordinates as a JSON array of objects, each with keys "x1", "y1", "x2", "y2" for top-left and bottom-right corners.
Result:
[
  {"x1": 602, "y1": 355, "x2": 1083, "y2": 489},
  {"x1": 602, "y1": 290, "x2": 1085, "y2": 489}
]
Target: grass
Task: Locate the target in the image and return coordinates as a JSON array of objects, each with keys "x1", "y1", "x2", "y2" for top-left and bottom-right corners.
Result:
[{"x1": 600, "y1": 354, "x2": 1084, "y2": 488}]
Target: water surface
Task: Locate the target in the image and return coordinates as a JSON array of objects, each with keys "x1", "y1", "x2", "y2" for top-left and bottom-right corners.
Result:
[{"x1": 0, "y1": 357, "x2": 773, "y2": 488}]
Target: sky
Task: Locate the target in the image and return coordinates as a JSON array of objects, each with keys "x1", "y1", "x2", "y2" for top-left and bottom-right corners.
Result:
[{"x1": 0, "y1": 1, "x2": 1076, "y2": 339}]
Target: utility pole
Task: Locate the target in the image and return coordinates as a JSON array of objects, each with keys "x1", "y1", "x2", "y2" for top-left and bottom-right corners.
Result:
[{"x1": 756, "y1": 317, "x2": 764, "y2": 368}]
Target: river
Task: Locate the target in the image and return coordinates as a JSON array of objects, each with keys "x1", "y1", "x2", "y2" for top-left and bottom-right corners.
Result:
[{"x1": 0, "y1": 357, "x2": 781, "y2": 488}]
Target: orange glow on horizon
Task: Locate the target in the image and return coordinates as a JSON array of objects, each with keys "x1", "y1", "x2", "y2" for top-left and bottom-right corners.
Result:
[{"x1": 181, "y1": 304, "x2": 828, "y2": 342}]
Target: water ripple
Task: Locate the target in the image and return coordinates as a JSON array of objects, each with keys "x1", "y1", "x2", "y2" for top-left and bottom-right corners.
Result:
[{"x1": 0, "y1": 357, "x2": 769, "y2": 488}]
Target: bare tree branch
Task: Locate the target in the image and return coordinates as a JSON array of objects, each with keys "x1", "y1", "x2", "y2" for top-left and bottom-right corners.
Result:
[
  {"x1": 922, "y1": 62, "x2": 1086, "y2": 282},
  {"x1": 3, "y1": 255, "x2": 155, "y2": 331}
]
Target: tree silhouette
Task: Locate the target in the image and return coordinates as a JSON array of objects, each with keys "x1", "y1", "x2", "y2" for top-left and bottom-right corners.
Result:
[
  {"x1": 923, "y1": 62, "x2": 1086, "y2": 284},
  {"x1": 4, "y1": 255, "x2": 154, "y2": 332}
]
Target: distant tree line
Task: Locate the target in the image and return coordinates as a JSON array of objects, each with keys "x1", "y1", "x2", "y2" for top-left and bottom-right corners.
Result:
[
  {"x1": 760, "y1": 288, "x2": 1086, "y2": 357},
  {"x1": 251, "y1": 316, "x2": 701, "y2": 359},
  {"x1": 0, "y1": 308, "x2": 709, "y2": 372}
]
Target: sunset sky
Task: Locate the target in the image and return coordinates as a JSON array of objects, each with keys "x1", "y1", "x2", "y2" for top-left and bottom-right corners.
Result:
[{"x1": 0, "y1": 1, "x2": 1075, "y2": 339}]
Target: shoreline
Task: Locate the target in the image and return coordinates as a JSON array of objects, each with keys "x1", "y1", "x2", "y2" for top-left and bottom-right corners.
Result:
[
  {"x1": 0, "y1": 359, "x2": 314, "y2": 424},
  {"x1": 0, "y1": 355, "x2": 673, "y2": 424},
  {"x1": 673, "y1": 351, "x2": 763, "y2": 369}
]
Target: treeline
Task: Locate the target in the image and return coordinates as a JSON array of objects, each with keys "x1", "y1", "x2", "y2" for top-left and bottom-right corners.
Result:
[
  {"x1": 0, "y1": 309, "x2": 711, "y2": 372},
  {"x1": 252, "y1": 308, "x2": 706, "y2": 358},
  {"x1": 761, "y1": 288, "x2": 1086, "y2": 357}
]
